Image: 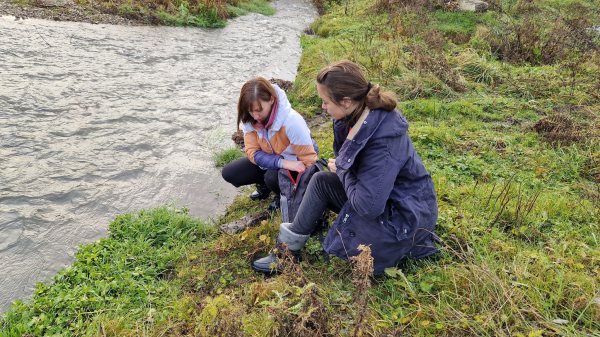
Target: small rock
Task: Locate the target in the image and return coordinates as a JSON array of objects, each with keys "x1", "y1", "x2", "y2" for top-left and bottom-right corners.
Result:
[
  {"x1": 458, "y1": 0, "x2": 488, "y2": 12},
  {"x1": 35, "y1": 0, "x2": 75, "y2": 7},
  {"x1": 552, "y1": 319, "x2": 569, "y2": 324}
]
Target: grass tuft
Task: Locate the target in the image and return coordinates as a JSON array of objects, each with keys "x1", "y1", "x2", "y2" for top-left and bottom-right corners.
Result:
[{"x1": 213, "y1": 147, "x2": 245, "y2": 168}]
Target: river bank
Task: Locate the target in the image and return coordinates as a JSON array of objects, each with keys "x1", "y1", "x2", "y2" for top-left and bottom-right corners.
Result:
[
  {"x1": 2, "y1": 0, "x2": 600, "y2": 335},
  {"x1": 0, "y1": 0, "x2": 317, "y2": 317},
  {"x1": 0, "y1": 0, "x2": 274, "y2": 27}
]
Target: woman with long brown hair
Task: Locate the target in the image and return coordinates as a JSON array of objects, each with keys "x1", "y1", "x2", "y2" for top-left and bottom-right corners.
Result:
[
  {"x1": 222, "y1": 77, "x2": 318, "y2": 212},
  {"x1": 252, "y1": 61, "x2": 439, "y2": 274}
]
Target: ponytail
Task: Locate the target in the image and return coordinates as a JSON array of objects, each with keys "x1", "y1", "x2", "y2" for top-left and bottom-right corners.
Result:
[{"x1": 365, "y1": 84, "x2": 397, "y2": 111}]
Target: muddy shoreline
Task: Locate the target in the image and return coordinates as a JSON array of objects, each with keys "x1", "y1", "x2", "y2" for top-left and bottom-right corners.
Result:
[{"x1": 0, "y1": 0, "x2": 154, "y2": 26}]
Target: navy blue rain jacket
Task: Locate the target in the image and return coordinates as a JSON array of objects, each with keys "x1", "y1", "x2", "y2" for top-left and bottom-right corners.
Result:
[{"x1": 322, "y1": 108, "x2": 439, "y2": 275}]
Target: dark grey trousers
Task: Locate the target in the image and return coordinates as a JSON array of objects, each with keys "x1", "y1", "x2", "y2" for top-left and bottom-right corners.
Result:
[{"x1": 289, "y1": 171, "x2": 348, "y2": 235}]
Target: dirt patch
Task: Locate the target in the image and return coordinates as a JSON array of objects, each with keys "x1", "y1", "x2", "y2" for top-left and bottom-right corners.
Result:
[{"x1": 0, "y1": 0, "x2": 151, "y2": 25}]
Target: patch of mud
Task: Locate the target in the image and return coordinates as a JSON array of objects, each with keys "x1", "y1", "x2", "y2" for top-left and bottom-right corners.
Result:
[{"x1": 0, "y1": 0, "x2": 155, "y2": 25}]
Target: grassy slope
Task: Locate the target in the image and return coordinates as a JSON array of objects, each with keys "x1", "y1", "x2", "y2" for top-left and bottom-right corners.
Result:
[{"x1": 2, "y1": 0, "x2": 600, "y2": 336}]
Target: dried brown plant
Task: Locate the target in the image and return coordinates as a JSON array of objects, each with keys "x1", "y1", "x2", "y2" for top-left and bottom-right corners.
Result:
[
  {"x1": 265, "y1": 247, "x2": 332, "y2": 336},
  {"x1": 530, "y1": 113, "x2": 600, "y2": 146},
  {"x1": 349, "y1": 244, "x2": 374, "y2": 337}
]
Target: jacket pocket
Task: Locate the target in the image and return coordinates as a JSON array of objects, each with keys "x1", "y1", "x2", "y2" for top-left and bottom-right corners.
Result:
[{"x1": 384, "y1": 204, "x2": 412, "y2": 242}]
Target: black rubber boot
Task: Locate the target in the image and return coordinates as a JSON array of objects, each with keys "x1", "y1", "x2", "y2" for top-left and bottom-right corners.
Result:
[
  {"x1": 252, "y1": 223, "x2": 310, "y2": 274},
  {"x1": 265, "y1": 195, "x2": 280, "y2": 213},
  {"x1": 250, "y1": 183, "x2": 270, "y2": 201}
]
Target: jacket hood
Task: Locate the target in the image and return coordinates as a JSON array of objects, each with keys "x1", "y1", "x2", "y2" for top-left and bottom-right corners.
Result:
[
  {"x1": 362, "y1": 108, "x2": 408, "y2": 140},
  {"x1": 242, "y1": 84, "x2": 291, "y2": 134}
]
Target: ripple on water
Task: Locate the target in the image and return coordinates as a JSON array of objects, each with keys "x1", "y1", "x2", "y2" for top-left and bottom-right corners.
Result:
[{"x1": 0, "y1": 0, "x2": 318, "y2": 313}]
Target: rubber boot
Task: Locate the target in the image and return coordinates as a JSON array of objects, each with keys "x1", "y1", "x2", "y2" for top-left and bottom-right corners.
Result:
[
  {"x1": 265, "y1": 195, "x2": 280, "y2": 213},
  {"x1": 252, "y1": 223, "x2": 310, "y2": 274},
  {"x1": 249, "y1": 183, "x2": 270, "y2": 201}
]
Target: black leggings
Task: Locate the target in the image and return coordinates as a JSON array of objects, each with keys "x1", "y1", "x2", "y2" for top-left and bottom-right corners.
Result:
[
  {"x1": 289, "y1": 171, "x2": 348, "y2": 235},
  {"x1": 221, "y1": 157, "x2": 280, "y2": 195}
]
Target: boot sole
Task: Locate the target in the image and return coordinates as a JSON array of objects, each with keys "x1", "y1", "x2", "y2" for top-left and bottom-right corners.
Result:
[
  {"x1": 251, "y1": 263, "x2": 281, "y2": 274},
  {"x1": 250, "y1": 194, "x2": 271, "y2": 201}
]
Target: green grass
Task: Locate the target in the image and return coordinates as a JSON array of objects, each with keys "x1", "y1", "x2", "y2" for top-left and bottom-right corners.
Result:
[
  {"x1": 213, "y1": 147, "x2": 245, "y2": 167},
  {"x1": 0, "y1": 207, "x2": 217, "y2": 336},
  {"x1": 2, "y1": 0, "x2": 600, "y2": 335},
  {"x1": 9, "y1": 0, "x2": 274, "y2": 28},
  {"x1": 229, "y1": 0, "x2": 276, "y2": 17},
  {"x1": 158, "y1": 5, "x2": 227, "y2": 27}
]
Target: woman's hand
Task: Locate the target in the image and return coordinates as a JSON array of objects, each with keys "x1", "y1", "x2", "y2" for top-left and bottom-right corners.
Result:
[
  {"x1": 282, "y1": 159, "x2": 306, "y2": 173},
  {"x1": 328, "y1": 158, "x2": 337, "y2": 173}
]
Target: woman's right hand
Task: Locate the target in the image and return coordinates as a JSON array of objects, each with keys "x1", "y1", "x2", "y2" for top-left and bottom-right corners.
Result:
[
  {"x1": 282, "y1": 159, "x2": 306, "y2": 173},
  {"x1": 327, "y1": 158, "x2": 337, "y2": 173}
]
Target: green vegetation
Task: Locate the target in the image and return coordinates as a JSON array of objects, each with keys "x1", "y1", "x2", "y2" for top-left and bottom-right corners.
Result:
[
  {"x1": 127, "y1": 0, "x2": 275, "y2": 27},
  {"x1": 9, "y1": 0, "x2": 275, "y2": 27},
  {"x1": 2, "y1": 0, "x2": 600, "y2": 336},
  {"x1": 229, "y1": 0, "x2": 276, "y2": 17},
  {"x1": 213, "y1": 147, "x2": 245, "y2": 167},
  {"x1": 0, "y1": 206, "x2": 217, "y2": 336}
]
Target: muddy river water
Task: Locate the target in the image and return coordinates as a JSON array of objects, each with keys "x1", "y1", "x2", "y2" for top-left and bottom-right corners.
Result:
[{"x1": 0, "y1": 0, "x2": 317, "y2": 313}]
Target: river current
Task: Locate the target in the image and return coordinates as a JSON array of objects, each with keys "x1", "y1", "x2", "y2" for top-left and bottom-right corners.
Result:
[{"x1": 0, "y1": 0, "x2": 317, "y2": 313}]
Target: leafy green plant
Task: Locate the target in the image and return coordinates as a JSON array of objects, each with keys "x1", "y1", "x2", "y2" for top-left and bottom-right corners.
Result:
[{"x1": 0, "y1": 207, "x2": 215, "y2": 336}]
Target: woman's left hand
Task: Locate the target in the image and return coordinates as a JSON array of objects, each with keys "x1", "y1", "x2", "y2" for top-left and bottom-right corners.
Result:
[{"x1": 328, "y1": 158, "x2": 337, "y2": 173}]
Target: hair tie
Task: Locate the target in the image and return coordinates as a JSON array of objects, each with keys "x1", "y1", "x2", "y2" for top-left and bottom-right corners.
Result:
[{"x1": 365, "y1": 82, "x2": 372, "y2": 96}]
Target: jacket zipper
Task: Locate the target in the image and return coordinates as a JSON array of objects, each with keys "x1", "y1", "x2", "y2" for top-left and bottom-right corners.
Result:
[
  {"x1": 286, "y1": 170, "x2": 302, "y2": 196},
  {"x1": 325, "y1": 212, "x2": 353, "y2": 255}
]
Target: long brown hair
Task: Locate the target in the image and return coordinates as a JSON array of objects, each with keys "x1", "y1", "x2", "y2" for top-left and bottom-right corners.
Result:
[
  {"x1": 237, "y1": 77, "x2": 278, "y2": 129},
  {"x1": 316, "y1": 60, "x2": 397, "y2": 123}
]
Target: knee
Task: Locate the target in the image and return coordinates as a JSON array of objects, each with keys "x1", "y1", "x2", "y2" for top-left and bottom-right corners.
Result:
[
  {"x1": 221, "y1": 163, "x2": 239, "y2": 186},
  {"x1": 309, "y1": 171, "x2": 331, "y2": 187},
  {"x1": 264, "y1": 170, "x2": 280, "y2": 194}
]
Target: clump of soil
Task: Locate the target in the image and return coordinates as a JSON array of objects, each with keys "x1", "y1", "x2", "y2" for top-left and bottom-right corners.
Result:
[
  {"x1": 269, "y1": 78, "x2": 293, "y2": 92},
  {"x1": 0, "y1": 0, "x2": 148, "y2": 25},
  {"x1": 231, "y1": 130, "x2": 244, "y2": 149}
]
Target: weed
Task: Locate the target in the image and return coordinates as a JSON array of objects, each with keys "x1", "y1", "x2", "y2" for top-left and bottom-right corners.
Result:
[
  {"x1": 405, "y1": 43, "x2": 467, "y2": 93},
  {"x1": 0, "y1": 206, "x2": 214, "y2": 336},
  {"x1": 530, "y1": 113, "x2": 600, "y2": 146},
  {"x1": 349, "y1": 244, "x2": 374, "y2": 337},
  {"x1": 458, "y1": 51, "x2": 502, "y2": 86},
  {"x1": 486, "y1": 8, "x2": 599, "y2": 66}
]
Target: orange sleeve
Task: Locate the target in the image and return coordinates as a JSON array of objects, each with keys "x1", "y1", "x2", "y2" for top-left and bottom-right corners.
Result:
[
  {"x1": 292, "y1": 144, "x2": 318, "y2": 167},
  {"x1": 244, "y1": 131, "x2": 260, "y2": 165}
]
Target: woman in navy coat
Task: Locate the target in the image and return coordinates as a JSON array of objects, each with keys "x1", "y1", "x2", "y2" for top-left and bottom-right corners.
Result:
[{"x1": 252, "y1": 60, "x2": 439, "y2": 275}]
